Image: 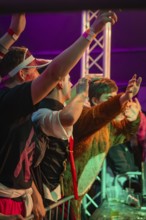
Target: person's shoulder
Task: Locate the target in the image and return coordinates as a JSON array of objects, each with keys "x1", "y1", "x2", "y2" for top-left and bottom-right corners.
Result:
[
  {"x1": 0, "y1": 86, "x2": 10, "y2": 97},
  {"x1": 81, "y1": 105, "x2": 91, "y2": 115},
  {"x1": 16, "y1": 81, "x2": 32, "y2": 89},
  {"x1": 13, "y1": 82, "x2": 32, "y2": 94},
  {"x1": 83, "y1": 105, "x2": 91, "y2": 111},
  {"x1": 0, "y1": 82, "x2": 32, "y2": 103}
]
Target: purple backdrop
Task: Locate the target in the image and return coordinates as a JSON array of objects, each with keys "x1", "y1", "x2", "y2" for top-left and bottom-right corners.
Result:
[{"x1": 0, "y1": 10, "x2": 146, "y2": 109}]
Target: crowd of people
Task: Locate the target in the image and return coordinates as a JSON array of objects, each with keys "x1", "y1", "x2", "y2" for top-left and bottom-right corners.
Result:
[{"x1": 0, "y1": 11, "x2": 145, "y2": 220}]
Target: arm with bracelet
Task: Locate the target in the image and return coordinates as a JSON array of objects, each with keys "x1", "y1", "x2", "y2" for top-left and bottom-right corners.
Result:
[
  {"x1": 82, "y1": 10, "x2": 117, "y2": 42},
  {"x1": 0, "y1": 13, "x2": 26, "y2": 59}
]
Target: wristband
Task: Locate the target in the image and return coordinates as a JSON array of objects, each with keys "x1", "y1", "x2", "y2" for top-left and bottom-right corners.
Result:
[
  {"x1": 0, "y1": 44, "x2": 8, "y2": 59},
  {"x1": 7, "y1": 28, "x2": 19, "y2": 41},
  {"x1": 82, "y1": 29, "x2": 96, "y2": 42}
]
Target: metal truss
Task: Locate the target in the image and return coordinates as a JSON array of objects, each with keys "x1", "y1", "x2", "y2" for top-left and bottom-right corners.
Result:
[
  {"x1": 81, "y1": 10, "x2": 112, "y2": 79},
  {"x1": 81, "y1": 10, "x2": 112, "y2": 218}
]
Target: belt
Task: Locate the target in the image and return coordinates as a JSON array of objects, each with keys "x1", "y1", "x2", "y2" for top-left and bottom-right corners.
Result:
[{"x1": 0, "y1": 196, "x2": 23, "y2": 202}]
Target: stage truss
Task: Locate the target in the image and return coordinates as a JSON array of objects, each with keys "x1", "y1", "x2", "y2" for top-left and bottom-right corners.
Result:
[{"x1": 81, "y1": 10, "x2": 112, "y2": 217}]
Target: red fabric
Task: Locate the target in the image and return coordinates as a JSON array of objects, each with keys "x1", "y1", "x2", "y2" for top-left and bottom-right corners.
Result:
[
  {"x1": 7, "y1": 28, "x2": 16, "y2": 36},
  {"x1": 0, "y1": 51, "x2": 5, "y2": 58},
  {"x1": 0, "y1": 198, "x2": 25, "y2": 217},
  {"x1": 69, "y1": 136, "x2": 79, "y2": 200},
  {"x1": 60, "y1": 201, "x2": 76, "y2": 220},
  {"x1": 7, "y1": 28, "x2": 19, "y2": 41},
  {"x1": 82, "y1": 29, "x2": 90, "y2": 38}
]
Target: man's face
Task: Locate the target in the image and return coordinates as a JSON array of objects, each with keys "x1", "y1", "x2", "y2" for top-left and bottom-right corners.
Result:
[
  {"x1": 23, "y1": 68, "x2": 40, "y2": 82},
  {"x1": 98, "y1": 91, "x2": 117, "y2": 103},
  {"x1": 62, "y1": 75, "x2": 73, "y2": 101}
]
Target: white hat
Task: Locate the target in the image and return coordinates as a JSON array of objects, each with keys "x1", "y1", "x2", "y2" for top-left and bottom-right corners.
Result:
[{"x1": 8, "y1": 48, "x2": 52, "y2": 77}]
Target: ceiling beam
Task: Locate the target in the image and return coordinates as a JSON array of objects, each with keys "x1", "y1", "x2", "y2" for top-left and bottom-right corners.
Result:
[{"x1": 0, "y1": 0, "x2": 145, "y2": 14}]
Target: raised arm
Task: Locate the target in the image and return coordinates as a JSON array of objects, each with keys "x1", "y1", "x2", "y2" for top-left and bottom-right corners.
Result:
[
  {"x1": 31, "y1": 11, "x2": 118, "y2": 104},
  {"x1": 124, "y1": 98, "x2": 141, "y2": 122},
  {"x1": 0, "y1": 14, "x2": 26, "y2": 59},
  {"x1": 73, "y1": 75, "x2": 142, "y2": 143},
  {"x1": 32, "y1": 78, "x2": 89, "y2": 139},
  {"x1": 119, "y1": 74, "x2": 142, "y2": 105},
  {"x1": 59, "y1": 77, "x2": 89, "y2": 126},
  {"x1": 111, "y1": 99, "x2": 141, "y2": 140}
]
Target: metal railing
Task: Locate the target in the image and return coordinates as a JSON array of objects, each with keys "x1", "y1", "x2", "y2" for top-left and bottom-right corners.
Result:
[{"x1": 26, "y1": 195, "x2": 74, "y2": 220}]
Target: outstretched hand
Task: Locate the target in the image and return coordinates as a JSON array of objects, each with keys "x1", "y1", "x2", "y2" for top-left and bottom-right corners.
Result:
[
  {"x1": 90, "y1": 10, "x2": 118, "y2": 35},
  {"x1": 76, "y1": 77, "x2": 89, "y2": 99},
  {"x1": 124, "y1": 98, "x2": 141, "y2": 122},
  {"x1": 32, "y1": 195, "x2": 46, "y2": 220},
  {"x1": 125, "y1": 74, "x2": 142, "y2": 100},
  {"x1": 10, "y1": 13, "x2": 26, "y2": 36}
]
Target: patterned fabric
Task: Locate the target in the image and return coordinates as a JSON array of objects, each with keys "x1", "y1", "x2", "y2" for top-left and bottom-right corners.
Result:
[
  {"x1": 63, "y1": 95, "x2": 140, "y2": 220},
  {"x1": 0, "y1": 83, "x2": 36, "y2": 189},
  {"x1": 0, "y1": 83, "x2": 36, "y2": 216},
  {"x1": 64, "y1": 94, "x2": 140, "y2": 196},
  {"x1": 32, "y1": 98, "x2": 70, "y2": 202}
]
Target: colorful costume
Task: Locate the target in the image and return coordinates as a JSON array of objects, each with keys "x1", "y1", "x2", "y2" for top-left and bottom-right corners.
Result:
[{"x1": 64, "y1": 94, "x2": 140, "y2": 219}]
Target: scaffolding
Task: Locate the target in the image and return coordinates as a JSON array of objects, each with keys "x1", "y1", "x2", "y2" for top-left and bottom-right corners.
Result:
[
  {"x1": 80, "y1": 10, "x2": 112, "y2": 78},
  {"x1": 81, "y1": 10, "x2": 112, "y2": 218}
]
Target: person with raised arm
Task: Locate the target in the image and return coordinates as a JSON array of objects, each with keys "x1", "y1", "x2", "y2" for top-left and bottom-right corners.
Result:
[{"x1": 0, "y1": 11, "x2": 117, "y2": 219}]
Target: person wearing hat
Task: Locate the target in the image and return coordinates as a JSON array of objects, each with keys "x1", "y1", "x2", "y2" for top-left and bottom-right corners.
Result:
[
  {"x1": 0, "y1": 11, "x2": 118, "y2": 219},
  {"x1": 0, "y1": 46, "x2": 89, "y2": 220},
  {"x1": 0, "y1": 13, "x2": 27, "y2": 220}
]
